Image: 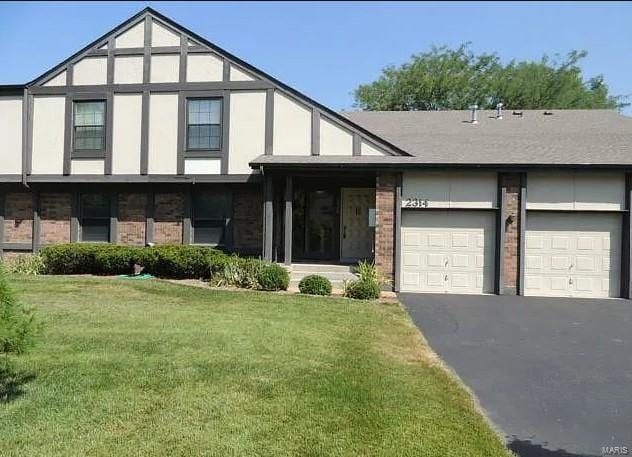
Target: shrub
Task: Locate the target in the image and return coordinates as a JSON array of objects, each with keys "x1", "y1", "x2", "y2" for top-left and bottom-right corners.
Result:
[
  {"x1": 298, "y1": 275, "x2": 332, "y2": 296},
  {"x1": 256, "y1": 263, "x2": 289, "y2": 291},
  {"x1": 2, "y1": 255, "x2": 45, "y2": 276},
  {"x1": 356, "y1": 261, "x2": 381, "y2": 284},
  {"x1": 0, "y1": 265, "x2": 39, "y2": 354},
  {"x1": 211, "y1": 255, "x2": 267, "y2": 289},
  {"x1": 344, "y1": 279, "x2": 380, "y2": 300},
  {"x1": 39, "y1": 244, "x2": 227, "y2": 279}
]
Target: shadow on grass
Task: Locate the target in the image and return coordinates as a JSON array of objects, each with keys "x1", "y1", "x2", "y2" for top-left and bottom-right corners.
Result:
[
  {"x1": 0, "y1": 362, "x2": 36, "y2": 403},
  {"x1": 509, "y1": 438, "x2": 599, "y2": 457}
]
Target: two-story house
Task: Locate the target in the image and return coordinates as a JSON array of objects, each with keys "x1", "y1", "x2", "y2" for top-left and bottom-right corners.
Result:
[{"x1": 2, "y1": 7, "x2": 632, "y2": 300}]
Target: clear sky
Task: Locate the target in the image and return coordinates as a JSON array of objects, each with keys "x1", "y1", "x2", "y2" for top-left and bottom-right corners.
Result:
[{"x1": 1, "y1": 1, "x2": 631, "y2": 115}]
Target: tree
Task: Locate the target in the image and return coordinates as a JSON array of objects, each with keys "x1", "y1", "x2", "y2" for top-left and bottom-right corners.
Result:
[{"x1": 354, "y1": 44, "x2": 627, "y2": 111}]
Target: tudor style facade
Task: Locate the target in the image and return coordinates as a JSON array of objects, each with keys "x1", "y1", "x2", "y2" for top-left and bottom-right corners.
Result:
[{"x1": 2, "y1": 8, "x2": 632, "y2": 300}]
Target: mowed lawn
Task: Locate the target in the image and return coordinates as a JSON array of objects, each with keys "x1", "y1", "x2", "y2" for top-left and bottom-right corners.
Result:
[{"x1": 0, "y1": 276, "x2": 509, "y2": 457}]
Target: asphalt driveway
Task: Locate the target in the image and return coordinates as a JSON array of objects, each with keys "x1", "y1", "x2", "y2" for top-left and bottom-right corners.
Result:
[{"x1": 399, "y1": 293, "x2": 632, "y2": 457}]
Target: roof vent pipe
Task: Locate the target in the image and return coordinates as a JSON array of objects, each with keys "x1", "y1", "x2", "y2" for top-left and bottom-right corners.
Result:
[
  {"x1": 496, "y1": 102, "x2": 503, "y2": 119},
  {"x1": 469, "y1": 104, "x2": 479, "y2": 124}
]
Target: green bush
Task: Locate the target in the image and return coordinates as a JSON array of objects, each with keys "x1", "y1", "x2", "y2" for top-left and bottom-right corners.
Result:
[
  {"x1": 39, "y1": 244, "x2": 227, "y2": 279},
  {"x1": 356, "y1": 261, "x2": 381, "y2": 284},
  {"x1": 0, "y1": 265, "x2": 39, "y2": 354},
  {"x1": 298, "y1": 275, "x2": 332, "y2": 296},
  {"x1": 211, "y1": 255, "x2": 267, "y2": 289},
  {"x1": 2, "y1": 255, "x2": 45, "y2": 276},
  {"x1": 344, "y1": 279, "x2": 380, "y2": 300},
  {"x1": 256, "y1": 264, "x2": 289, "y2": 291}
]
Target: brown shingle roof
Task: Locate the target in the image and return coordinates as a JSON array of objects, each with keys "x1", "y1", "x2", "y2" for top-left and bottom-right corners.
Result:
[{"x1": 343, "y1": 109, "x2": 632, "y2": 165}]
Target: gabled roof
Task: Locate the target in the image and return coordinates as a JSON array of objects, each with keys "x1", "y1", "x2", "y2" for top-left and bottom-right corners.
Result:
[
  {"x1": 21, "y1": 7, "x2": 408, "y2": 157},
  {"x1": 344, "y1": 109, "x2": 632, "y2": 165}
]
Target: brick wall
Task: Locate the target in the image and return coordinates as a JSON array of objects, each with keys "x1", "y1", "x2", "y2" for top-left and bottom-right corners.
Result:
[
  {"x1": 154, "y1": 193, "x2": 184, "y2": 244},
  {"x1": 40, "y1": 193, "x2": 71, "y2": 245},
  {"x1": 118, "y1": 193, "x2": 146, "y2": 246},
  {"x1": 501, "y1": 173, "x2": 522, "y2": 294},
  {"x1": 4, "y1": 193, "x2": 33, "y2": 243},
  {"x1": 375, "y1": 173, "x2": 398, "y2": 287},
  {"x1": 233, "y1": 187, "x2": 263, "y2": 251}
]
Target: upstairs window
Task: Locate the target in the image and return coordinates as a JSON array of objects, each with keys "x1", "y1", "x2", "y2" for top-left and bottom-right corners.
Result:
[
  {"x1": 192, "y1": 191, "x2": 230, "y2": 245},
  {"x1": 73, "y1": 101, "x2": 106, "y2": 152},
  {"x1": 187, "y1": 99, "x2": 222, "y2": 151},
  {"x1": 80, "y1": 193, "x2": 110, "y2": 242}
]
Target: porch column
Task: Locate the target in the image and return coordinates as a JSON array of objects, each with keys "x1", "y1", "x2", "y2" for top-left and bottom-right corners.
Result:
[
  {"x1": 284, "y1": 176, "x2": 292, "y2": 265},
  {"x1": 263, "y1": 174, "x2": 274, "y2": 261},
  {"x1": 621, "y1": 173, "x2": 632, "y2": 299}
]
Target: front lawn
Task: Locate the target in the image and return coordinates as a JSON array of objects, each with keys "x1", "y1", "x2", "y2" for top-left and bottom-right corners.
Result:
[{"x1": 0, "y1": 276, "x2": 509, "y2": 456}]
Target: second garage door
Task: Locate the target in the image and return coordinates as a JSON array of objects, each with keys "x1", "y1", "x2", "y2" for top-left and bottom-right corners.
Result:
[
  {"x1": 400, "y1": 211, "x2": 496, "y2": 294},
  {"x1": 524, "y1": 212, "x2": 621, "y2": 298}
]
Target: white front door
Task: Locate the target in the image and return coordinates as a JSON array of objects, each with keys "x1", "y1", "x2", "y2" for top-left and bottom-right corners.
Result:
[
  {"x1": 400, "y1": 210, "x2": 496, "y2": 294},
  {"x1": 524, "y1": 212, "x2": 621, "y2": 298},
  {"x1": 340, "y1": 188, "x2": 375, "y2": 262}
]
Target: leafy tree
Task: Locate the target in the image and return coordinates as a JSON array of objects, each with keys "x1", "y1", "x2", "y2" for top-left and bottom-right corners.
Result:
[
  {"x1": 354, "y1": 44, "x2": 627, "y2": 111},
  {"x1": 0, "y1": 265, "x2": 39, "y2": 355}
]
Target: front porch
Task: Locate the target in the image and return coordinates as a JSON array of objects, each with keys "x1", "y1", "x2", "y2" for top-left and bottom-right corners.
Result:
[
  {"x1": 257, "y1": 169, "x2": 400, "y2": 290},
  {"x1": 261, "y1": 173, "x2": 378, "y2": 266}
]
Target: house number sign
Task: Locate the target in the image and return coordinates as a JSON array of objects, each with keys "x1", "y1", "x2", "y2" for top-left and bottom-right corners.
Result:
[{"x1": 402, "y1": 198, "x2": 429, "y2": 208}]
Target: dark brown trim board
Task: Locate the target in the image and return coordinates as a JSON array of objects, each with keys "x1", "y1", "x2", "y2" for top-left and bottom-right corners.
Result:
[
  {"x1": 145, "y1": 188, "x2": 154, "y2": 245},
  {"x1": 221, "y1": 90, "x2": 230, "y2": 175},
  {"x1": 265, "y1": 88, "x2": 274, "y2": 156},
  {"x1": 621, "y1": 173, "x2": 632, "y2": 298},
  {"x1": 393, "y1": 174, "x2": 402, "y2": 292},
  {"x1": 70, "y1": 190, "x2": 79, "y2": 243},
  {"x1": 140, "y1": 90, "x2": 150, "y2": 175},
  {"x1": 110, "y1": 191, "x2": 118, "y2": 243},
  {"x1": 284, "y1": 175, "x2": 292, "y2": 265},
  {"x1": 32, "y1": 190, "x2": 41, "y2": 253},
  {"x1": 183, "y1": 189, "x2": 192, "y2": 244},
  {"x1": 263, "y1": 174, "x2": 273, "y2": 260},
  {"x1": 495, "y1": 177, "x2": 506, "y2": 295},
  {"x1": 517, "y1": 173, "x2": 527, "y2": 296}
]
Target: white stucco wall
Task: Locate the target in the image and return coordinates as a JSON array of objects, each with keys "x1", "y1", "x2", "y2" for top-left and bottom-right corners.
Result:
[
  {"x1": 0, "y1": 97, "x2": 23, "y2": 174},
  {"x1": 73, "y1": 57, "x2": 107, "y2": 85},
  {"x1": 230, "y1": 65, "x2": 255, "y2": 81},
  {"x1": 114, "y1": 56, "x2": 144, "y2": 84},
  {"x1": 151, "y1": 21, "x2": 180, "y2": 47},
  {"x1": 112, "y1": 94, "x2": 143, "y2": 174},
  {"x1": 186, "y1": 54, "x2": 223, "y2": 82},
  {"x1": 184, "y1": 159, "x2": 221, "y2": 175},
  {"x1": 272, "y1": 92, "x2": 311, "y2": 156},
  {"x1": 319, "y1": 117, "x2": 353, "y2": 156},
  {"x1": 115, "y1": 21, "x2": 145, "y2": 48},
  {"x1": 148, "y1": 93, "x2": 178, "y2": 174},
  {"x1": 31, "y1": 96, "x2": 65, "y2": 175},
  {"x1": 228, "y1": 91, "x2": 266, "y2": 174},
  {"x1": 527, "y1": 171, "x2": 625, "y2": 211},
  {"x1": 403, "y1": 171, "x2": 497, "y2": 209},
  {"x1": 361, "y1": 141, "x2": 387, "y2": 156},
  {"x1": 150, "y1": 55, "x2": 180, "y2": 83},
  {"x1": 43, "y1": 70, "x2": 67, "y2": 87},
  {"x1": 71, "y1": 159, "x2": 104, "y2": 175}
]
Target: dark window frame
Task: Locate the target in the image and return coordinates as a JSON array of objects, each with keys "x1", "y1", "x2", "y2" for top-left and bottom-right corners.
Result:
[
  {"x1": 79, "y1": 192, "x2": 111, "y2": 243},
  {"x1": 72, "y1": 99, "x2": 107, "y2": 157},
  {"x1": 185, "y1": 97, "x2": 223, "y2": 153},
  {"x1": 191, "y1": 189, "x2": 232, "y2": 247}
]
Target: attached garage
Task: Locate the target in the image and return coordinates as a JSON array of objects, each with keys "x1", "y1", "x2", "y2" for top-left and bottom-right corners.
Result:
[
  {"x1": 524, "y1": 213, "x2": 621, "y2": 298},
  {"x1": 399, "y1": 171, "x2": 497, "y2": 294},
  {"x1": 401, "y1": 211, "x2": 496, "y2": 293},
  {"x1": 524, "y1": 171, "x2": 625, "y2": 298}
]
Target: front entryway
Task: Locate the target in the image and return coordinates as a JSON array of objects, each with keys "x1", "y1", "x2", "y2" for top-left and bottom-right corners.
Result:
[{"x1": 340, "y1": 188, "x2": 375, "y2": 263}]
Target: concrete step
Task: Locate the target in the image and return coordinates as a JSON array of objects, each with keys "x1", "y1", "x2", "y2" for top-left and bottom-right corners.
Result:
[
  {"x1": 288, "y1": 263, "x2": 356, "y2": 274},
  {"x1": 290, "y1": 271, "x2": 358, "y2": 282}
]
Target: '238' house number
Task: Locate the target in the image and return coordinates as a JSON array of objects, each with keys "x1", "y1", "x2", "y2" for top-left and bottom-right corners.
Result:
[{"x1": 403, "y1": 198, "x2": 429, "y2": 208}]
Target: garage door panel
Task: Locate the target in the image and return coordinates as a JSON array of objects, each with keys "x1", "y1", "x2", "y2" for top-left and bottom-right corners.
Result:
[
  {"x1": 400, "y1": 211, "x2": 495, "y2": 294},
  {"x1": 525, "y1": 213, "x2": 621, "y2": 298}
]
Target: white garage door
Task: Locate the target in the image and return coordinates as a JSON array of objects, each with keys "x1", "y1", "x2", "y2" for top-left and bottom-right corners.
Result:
[
  {"x1": 400, "y1": 211, "x2": 496, "y2": 294},
  {"x1": 525, "y1": 212, "x2": 621, "y2": 298}
]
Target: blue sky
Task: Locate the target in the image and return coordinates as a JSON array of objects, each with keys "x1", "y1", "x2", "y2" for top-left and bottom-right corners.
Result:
[{"x1": 1, "y1": 1, "x2": 630, "y2": 115}]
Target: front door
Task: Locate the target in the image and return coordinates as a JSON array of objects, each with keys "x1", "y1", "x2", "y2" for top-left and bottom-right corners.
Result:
[
  {"x1": 293, "y1": 187, "x2": 339, "y2": 260},
  {"x1": 340, "y1": 188, "x2": 375, "y2": 263}
]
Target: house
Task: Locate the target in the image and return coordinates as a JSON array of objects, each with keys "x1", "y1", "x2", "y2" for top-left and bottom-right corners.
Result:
[{"x1": 1, "y1": 7, "x2": 632, "y2": 299}]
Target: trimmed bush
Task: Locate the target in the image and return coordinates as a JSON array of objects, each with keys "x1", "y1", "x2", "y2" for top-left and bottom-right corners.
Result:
[
  {"x1": 39, "y1": 244, "x2": 228, "y2": 279},
  {"x1": 344, "y1": 279, "x2": 380, "y2": 300},
  {"x1": 256, "y1": 264, "x2": 289, "y2": 291},
  {"x1": 298, "y1": 275, "x2": 332, "y2": 296},
  {"x1": 0, "y1": 265, "x2": 38, "y2": 354}
]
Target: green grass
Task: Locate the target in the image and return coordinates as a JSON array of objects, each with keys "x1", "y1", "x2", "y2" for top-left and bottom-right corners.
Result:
[{"x1": 0, "y1": 276, "x2": 509, "y2": 457}]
